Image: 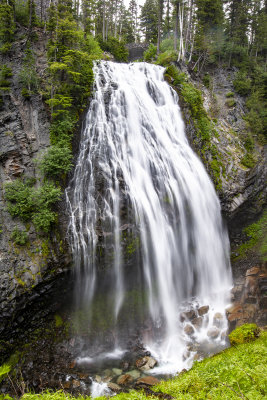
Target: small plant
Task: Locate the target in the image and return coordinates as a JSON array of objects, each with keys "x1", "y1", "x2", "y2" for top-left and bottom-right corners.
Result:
[
  {"x1": 11, "y1": 227, "x2": 28, "y2": 246},
  {"x1": 229, "y1": 323, "x2": 260, "y2": 346},
  {"x1": 38, "y1": 145, "x2": 73, "y2": 178},
  {"x1": 202, "y1": 73, "x2": 211, "y2": 88},
  {"x1": 225, "y1": 98, "x2": 236, "y2": 107},
  {"x1": 143, "y1": 44, "x2": 157, "y2": 62},
  {"x1": 226, "y1": 91, "x2": 234, "y2": 98},
  {"x1": 5, "y1": 179, "x2": 62, "y2": 233}
]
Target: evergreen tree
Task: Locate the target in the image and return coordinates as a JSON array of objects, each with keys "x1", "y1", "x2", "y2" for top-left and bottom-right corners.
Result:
[{"x1": 140, "y1": 0, "x2": 158, "y2": 43}]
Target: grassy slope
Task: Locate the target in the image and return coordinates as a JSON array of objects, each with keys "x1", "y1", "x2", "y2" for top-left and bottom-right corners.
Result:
[{"x1": 12, "y1": 331, "x2": 266, "y2": 400}]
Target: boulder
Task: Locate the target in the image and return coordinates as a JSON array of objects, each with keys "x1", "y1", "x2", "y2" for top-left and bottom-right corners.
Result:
[
  {"x1": 207, "y1": 327, "x2": 220, "y2": 339},
  {"x1": 184, "y1": 324, "x2": 194, "y2": 336},
  {"x1": 192, "y1": 317, "x2": 202, "y2": 328},
  {"x1": 198, "y1": 305, "x2": 209, "y2": 316},
  {"x1": 117, "y1": 374, "x2": 134, "y2": 385},
  {"x1": 136, "y1": 376, "x2": 160, "y2": 386},
  {"x1": 107, "y1": 382, "x2": 121, "y2": 392},
  {"x1": 136, "y1": 356, "x2": 157, "y2": 371},
  {"x1": 213, "y1": 312, "x2": 224, "y2": 328}
]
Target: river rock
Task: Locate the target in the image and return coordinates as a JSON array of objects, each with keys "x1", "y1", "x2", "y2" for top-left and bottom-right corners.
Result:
[
  {"x1": 112, "y1": 368, "x2": 122, "y2": 376},
  {"x1": 198, "y1": 305, "x2": 209, "y2": 316},
  {"x1": 213, "y1": 312, "x2": 224, "y2": 327},
  {"x1": 207, "y1": 327, "x2": 220, "y2": 339},
  {"x1": 136, "y1": 376, "x2": 160, "y2": 386},
  {"x1": 107, "y1": 382, "x2": 121, "y2": 392},
  {"x1": 135, "y1": 356, "x2": 157, "y2": 371},
  {"x1": 181, "y1": 310, "x2": 197, "y2": 321},
  {"x1": 72, "y1": 379, "x2": 80, "y2": 388},
  {"x1": 127, "y1": 369, "x2": 141, "y2": 379},
  {"x1": 192, "y1": 317, "x2": 203, "y2": 328},
  {"x1": 117, "y1": 374, "x2": 134, "y2": 385},
  {"x1": 184, "y1": 324, "x2": 194, "y2": 336}
]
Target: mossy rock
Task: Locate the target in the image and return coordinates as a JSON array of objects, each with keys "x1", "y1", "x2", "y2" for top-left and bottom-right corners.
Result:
[{"x1": 229, "y1": 323, "x2": 260, "y2": 346}]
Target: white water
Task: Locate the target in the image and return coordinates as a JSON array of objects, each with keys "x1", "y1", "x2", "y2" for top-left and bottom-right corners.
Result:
[{"x1": 66, "y1": 61, "x2": 232, "y2": 373}]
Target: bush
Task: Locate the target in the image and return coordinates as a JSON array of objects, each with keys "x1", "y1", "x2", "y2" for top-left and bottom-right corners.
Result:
[
  {"x1": 202, "y1": 73, "x2": 211, "y2": 88},
  {"x1": 229, "y1": 324, "x2": 260, "y2": 346},
  {"x1": 143, "y1": 44, "x2": 157, "y2": 62},
  {"x1": 11, "y1": 227, "x2": 28, "y2": 246},
  {"x1": 160, "y1": 38, "x2": 174, "y2": 52},
  {"x1": 156, "y1": 50, "x2": 177, "y2": 66},
  {"x1": 15, "y1": 0, "x2": 28, "y2": 25},
  {"x1": 98, "y1": 36, "x2": 128, "y2": 62},
  {"x1": 5, "y1": 179, "x2": 62, "y2": 233},
  {"x1": 38, "y1": 145, "x2": 73, "y2": 177},
  {"x1": 233, "y1": 72, "x2": 251, "y2": 96},
  {"x1": 49, "y1": 115, "x2": 75, "y2": 146},
  {"x1": 225, "y1": 98, "x2": 236, "y2": 107},
  {"x1": 226, "y1": 92, "x2": 234, "y2": 98}
]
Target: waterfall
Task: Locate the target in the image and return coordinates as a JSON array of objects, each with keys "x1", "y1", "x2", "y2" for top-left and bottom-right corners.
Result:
[{"x1": 66, "y1": 61, "x2": 232, "y2": 374}]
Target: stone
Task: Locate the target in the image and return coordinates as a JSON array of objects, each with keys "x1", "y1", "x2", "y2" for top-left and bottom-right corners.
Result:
[
  {"x1": 107, "y1": 382, "x2": 121, "y2": 392},
  {"x1": 198, "y1": 305, "x2": 209, "y2": 316},
  {"x1": 207, "y1": 327, "x2": 220, "y2": 339},
  {"x1": 72, "y1": 379, "x2": 80, "y2": 388},
  {"x1": 192, "y1": 317, "x2": 203, "y2": 328},
  {"x1": 112, "y1": 368, "x2": 122, "y2": 376},
  {"x1": 246, "y1": 266, "x2": 260, "y2": 276},
  {"x1": 135, "y1": 356, "x2": 157, "y2": 371},
  {"x1": 184, "y1": 324, "x2": 194, "y2": 336},
  {"x1": 95, "y1": 375, "x2": 102, "y2": 383},
  {"x1": 63, "y1": 381, "x2": 71, "y2": 389},
  {"x1": 213, "y1": 313, "x2": 224, "y2": 327},
  {"x1": 136, "y1": 376, "x2": 160, "y2": 386},
  {"x1": 127, "y1": 370, "x2": 141, "y2": 379},
  {"x1": 117, "y1": 374, "x2": 134, "y2": 385},
  {"x1": 182, "y1": 310, "x2": 197, "y2": 320}
]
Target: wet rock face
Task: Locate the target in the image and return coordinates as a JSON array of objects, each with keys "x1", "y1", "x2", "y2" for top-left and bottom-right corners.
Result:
[
  {"x1": 0, "y1": 28, "x2": 72, "y2": 358},
  {"x1": 227, "y1": 264, "x2": 267, "y2": 331},
  {"x1": 177, "y1": 65, "x2": 266, "y2": 224}
]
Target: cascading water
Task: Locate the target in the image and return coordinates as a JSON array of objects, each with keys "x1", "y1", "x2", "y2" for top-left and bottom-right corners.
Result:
[{"x1": 66, "y1": 61, "x2": 232, "y2": 375}]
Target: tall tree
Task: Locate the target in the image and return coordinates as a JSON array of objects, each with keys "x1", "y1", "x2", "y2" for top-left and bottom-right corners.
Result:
[{"x1": 140, "y1": 0, "x2": 158, "y2": 43}]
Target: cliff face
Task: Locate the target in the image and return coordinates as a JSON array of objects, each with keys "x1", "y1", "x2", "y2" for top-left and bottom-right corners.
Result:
[
  {"x1": 0, "y1": 28, "x2": 72, "y2": 359},
  {"x1": 177, "y1": 65, "x2": 266, "y2": 227}
]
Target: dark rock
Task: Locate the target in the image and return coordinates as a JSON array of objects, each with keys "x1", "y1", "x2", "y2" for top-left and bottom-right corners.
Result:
[
  {"x1": 198, "y1": 305, "x2": 209, "y2": 316},
  {"x1": 184, "y1": 324, "x2": 194, "y2": 336}
]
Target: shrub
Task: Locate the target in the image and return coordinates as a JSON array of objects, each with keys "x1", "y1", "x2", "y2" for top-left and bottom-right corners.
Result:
[
  {"x1": 226, "y1": 91, "x2": 234, "y2": 98},
  {"x1": 5, "y1": 179, "x2": 35, "y2": 221},
  {"x1": 38, "y1": 145, "x2": 73, "y2": 178},
  {"x1": 15, "y1": 0, "x2": 28, "y2": 25},
  {"x1": 5, "y1": 179, "x2": 62, "y2": 233},
  {"x1": 11, "y1": 227, "x2": 28, "y2": 246},
  {"x1": 229, "y1": 323, "x2": 260, "y2": 346},
  {"x1": 156, "y1": 50, "x2": 177, "y2": 66},
  {"x1": 233, "y1": 72, "x2": 251, "y2": 96},
  {"x1": 225, "y1": 98, "x2": 236, "y2": 107},
  {"x1": 160, "y1": 38, "x2": 174, "y2": 52},
  {"x1": 143, "y1": 44, "x2": 157, "y2": 62},
  {"x1": 202, "y1": 73, "x2": 211, "y2": 88},
  {"x1": 97, "y1": 36, "x2": 128, "y2": 62},
  {"x1": 49, "y1": 115, "x2": 75, "y2": 146}
]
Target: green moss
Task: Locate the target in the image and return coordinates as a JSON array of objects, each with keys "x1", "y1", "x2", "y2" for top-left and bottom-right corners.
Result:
[
  {"x1": 54, "y1": 314, "x2": 63, "y2": 328},
  {"x1": 236, "y1": 210, "x2": 267, "y2": 261},
  {"x1": 229, "y1": 324, "x2": 260, "y2": 346}
]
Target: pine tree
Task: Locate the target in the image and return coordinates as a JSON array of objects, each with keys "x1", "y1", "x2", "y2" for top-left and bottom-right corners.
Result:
[{"x1": 140, "y1": 0, "x2": 158, "y2": 43}]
